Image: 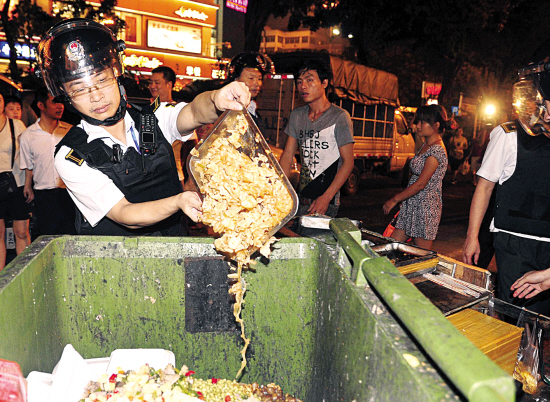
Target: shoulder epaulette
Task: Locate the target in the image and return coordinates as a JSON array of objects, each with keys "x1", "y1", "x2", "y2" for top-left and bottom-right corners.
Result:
[
  {"x1": 151, "y1": 97, "x2": 160, "y2": 113},
  {"x1": 65, "y1": 149, "x2": 84, "y2": 166},
  {"x1": 500, "y1": 121, "x2": 517, "y2": 133}
]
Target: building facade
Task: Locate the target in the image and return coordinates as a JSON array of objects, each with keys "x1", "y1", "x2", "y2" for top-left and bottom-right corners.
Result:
[
  {"x1": 260, "y1": 26, "x2": 348, "y2": 56},
  {"x1": 0, "y1": 0, "x2": 228, "y2": 88}
]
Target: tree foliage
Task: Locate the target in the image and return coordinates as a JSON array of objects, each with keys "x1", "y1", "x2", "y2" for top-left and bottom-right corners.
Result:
[{"x1": 285, "y1": 0, "x2": 550, "y2": 109}]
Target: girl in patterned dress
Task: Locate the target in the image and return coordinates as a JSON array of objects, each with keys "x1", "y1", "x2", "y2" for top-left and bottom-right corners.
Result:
[{"x1": 383, "y1": 105, "x2": 449, "y2": 250}]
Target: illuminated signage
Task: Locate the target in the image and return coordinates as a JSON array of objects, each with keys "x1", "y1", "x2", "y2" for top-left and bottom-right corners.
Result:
[
  {"x1": 0, "y1": 41, "x2": 36, "y2": 60},
  {"x1": 185, "y1": 66, "x2": 202, "y2": 77},
  {"x1": 123, "y1": 54, "x2": 163, "y2": 69},
  {"x1": 175, "y1": 6, "x2": 208, "y2": 21},
  {"x1": 421, "y1": 81, "x2": 442, "y2": 99},
  {"x1": 147, "y1": 20, "x2": 201, "y2": 54},
  {"x1": 226, "y1": 0, "x2": 247, "y2": 13},
  {"x1": 212, "y1": 69, "x2": 226, "y2": 79}
]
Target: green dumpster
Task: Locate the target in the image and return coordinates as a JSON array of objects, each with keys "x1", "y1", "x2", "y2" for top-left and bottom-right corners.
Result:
[{"x1": 0, "y1": 221, "x2": 514, "y2": 401}]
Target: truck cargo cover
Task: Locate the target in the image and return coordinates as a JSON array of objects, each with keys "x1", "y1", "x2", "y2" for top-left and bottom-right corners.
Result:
[{"x1": 330, "y1": 56, "x2": 399, "y2": 107}]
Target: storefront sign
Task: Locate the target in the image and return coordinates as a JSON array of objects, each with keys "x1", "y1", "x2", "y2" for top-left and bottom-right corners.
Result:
[
  {"x1": 421, "y1": 81, "x2": 442, "y2": 99},
  {"x1": 226, "y1": 0, "x2": 247, "y2": 13},
  {"x1": 0, "y1": 41, "x2": 36, "y2": 60},
  {"x1": 147, "y1": 20, "x2": 202, "y2": 54},
  {"x1": 212, "y1": 69, "x2": 226, "y2": 79},
  {"x1": 186, "y1": 66, "x2": 202, "y2": 77},
  {"x1": 123, "y1": 54, "x2": 163, "y2": 69},
  {"x1": 175, "y1": 6, "x2": 208, "y2": 21}
]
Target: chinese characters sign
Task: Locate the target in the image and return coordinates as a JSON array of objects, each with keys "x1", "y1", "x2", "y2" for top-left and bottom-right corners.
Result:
[
  {"x1": 147, "y1": 20, "x2": 202, "y2": 54},
  {"x1": 226, "y1": 0, "x2": 247, "y2": 13},
  {"x1": 0, "y1": 42, "x2": 36, "y2": 60}
]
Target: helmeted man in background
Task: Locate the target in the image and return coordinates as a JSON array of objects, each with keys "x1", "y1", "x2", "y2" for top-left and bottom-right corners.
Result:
[
  {"x1": 463, "y1": 55, "x2": 550, "y2": 315},
  {"x1": 20, "y1": 87, "x2": 75, "y2": 236},
  {"x1": 36, "y1": 18, "x2": 250, "y2": 236},
  {"x1": 228, "y1": 52, "x2": 274, "y2": 131}
]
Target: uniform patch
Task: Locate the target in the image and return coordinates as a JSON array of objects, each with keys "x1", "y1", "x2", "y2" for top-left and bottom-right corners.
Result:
[
  {"x1": 501, "y1": 121, "x2": 517, "y2": 133},
  {"x1": 65, "y1": 149, "x2": 84, "y2": 166},
  {"x1": 66, "y1": 40, "x2": 85, "y2": 62}
]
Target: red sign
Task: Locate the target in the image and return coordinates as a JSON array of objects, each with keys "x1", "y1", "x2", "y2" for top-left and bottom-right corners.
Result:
[
  {"x1": 422, "y1": 81, "x2": 442, "y2": 98},
  {"x1": 226, "y1": 0, "x2": 248, "y2": 13}
]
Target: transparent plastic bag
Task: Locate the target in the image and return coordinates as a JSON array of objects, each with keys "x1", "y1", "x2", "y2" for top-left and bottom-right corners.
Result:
[{"x1": 513, "y1": 311, "x2": 542, "y2": 394}]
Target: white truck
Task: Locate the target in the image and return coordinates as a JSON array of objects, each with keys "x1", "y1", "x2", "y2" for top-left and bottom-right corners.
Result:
[{"x1": 257, "y1": 53, "x2": 415, "y2": 195}]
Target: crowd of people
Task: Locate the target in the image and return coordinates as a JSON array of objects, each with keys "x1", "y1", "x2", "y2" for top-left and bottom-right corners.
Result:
[{"x1": 2, "y1": 16, "x2": 550, "y2": 319}]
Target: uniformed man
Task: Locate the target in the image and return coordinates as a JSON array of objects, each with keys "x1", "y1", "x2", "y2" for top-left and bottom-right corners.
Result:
[
  {"x1": 228, "y1": 52, "x2": 274, "y2": 130},
  {"x1": 36, "y1": 18, "x2": 250, "y2": 236},
  {"x1": 463, "y1": 56, "x2": 550, "y2": 315}
]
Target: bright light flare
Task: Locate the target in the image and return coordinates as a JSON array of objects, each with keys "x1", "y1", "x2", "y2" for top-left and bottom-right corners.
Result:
[{"x1": 484, "y1": 104, "x2": 496, "y2": 116}]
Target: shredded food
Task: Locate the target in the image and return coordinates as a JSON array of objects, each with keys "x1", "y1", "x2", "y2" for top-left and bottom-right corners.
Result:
[
  {"x1": 80, "y1": 364, "x2": 302, "y2": 402},
  {"x1": 191, "y1": 114, "x2": 293, "y2": 378}
]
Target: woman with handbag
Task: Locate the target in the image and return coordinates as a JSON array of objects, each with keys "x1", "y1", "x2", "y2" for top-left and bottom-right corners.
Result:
[
  {"x1": 382, "y1": 105, "x2": 449, "y2": 250},
  {"x1": 0, "y1": 92, "x2": 31, "y2": 270}
]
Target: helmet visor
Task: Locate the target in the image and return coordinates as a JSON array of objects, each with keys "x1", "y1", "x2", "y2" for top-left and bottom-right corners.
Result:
[
  {"x1": 63, "y1": 68, "x2": 118, "y2": 101},
  {"x1": 513, "y1": 78, "x2": 550, "y2": 137},
  {"x1": 37, "y1": 19, "x2": 125, "y2": 100}
]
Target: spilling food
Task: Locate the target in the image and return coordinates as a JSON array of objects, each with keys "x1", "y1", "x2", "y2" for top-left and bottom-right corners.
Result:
[{"x1": 189, "y1": 112, "x2": 296, "y2": 378}]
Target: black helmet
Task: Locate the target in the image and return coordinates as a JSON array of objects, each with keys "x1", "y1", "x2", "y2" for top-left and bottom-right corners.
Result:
[
  {"x1": 36, "y1": 18, "x2": 126, "y2": 101},
  {"x1": 228, "y1": 52, "x2": 275, "y2": 81},
  {"x1": 513, "y1": 58, "x2": 550, "y2": 137}
]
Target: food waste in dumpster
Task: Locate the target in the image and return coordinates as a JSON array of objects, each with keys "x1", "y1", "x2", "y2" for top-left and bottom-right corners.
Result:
[
  {"x1": 188, "y1": 109, "x2": 298, "y2": 378},
  {"x1": 0, "y1": 235, "x2": 478, "y2": 402},
  {"x1": 80, "y1": 363, "x2": 302, "y2": 402}
]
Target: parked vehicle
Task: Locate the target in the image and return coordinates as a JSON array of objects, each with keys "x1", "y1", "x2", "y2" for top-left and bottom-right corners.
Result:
[{"x1": 257, "y1": 52, "x2": 415, "y2": 195}]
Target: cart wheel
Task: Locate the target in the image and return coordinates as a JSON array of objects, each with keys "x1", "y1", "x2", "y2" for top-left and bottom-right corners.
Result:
[{"x1": 342, "y1": 167, "x2": 359, "y2": 196}]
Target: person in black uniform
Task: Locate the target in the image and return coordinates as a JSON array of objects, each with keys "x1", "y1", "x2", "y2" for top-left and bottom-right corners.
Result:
[
  {"x1": 227, "y1": 52, "x2": 274, "y2": 130},
  {"x1": 463, "y1": 55, "x2": 550, "y2": 315},
  {"x1": 35, "y1": 18, "x2": 250, "y2": 236}
]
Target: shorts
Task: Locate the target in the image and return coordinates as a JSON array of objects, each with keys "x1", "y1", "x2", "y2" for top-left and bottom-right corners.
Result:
[
  {"x1": 448, "y1": 156, "x2": 464, "y2": 172},
  {"x1": 0, "y1": 186, "x2": 31, "y2": 221}
]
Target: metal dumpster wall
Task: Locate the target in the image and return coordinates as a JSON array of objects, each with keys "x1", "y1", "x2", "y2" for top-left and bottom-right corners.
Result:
[{"x1": 0, "y1": 236, "x2": 459, "y2": 401}]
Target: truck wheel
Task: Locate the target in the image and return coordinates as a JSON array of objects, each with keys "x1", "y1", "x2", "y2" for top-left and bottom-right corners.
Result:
[{"x1": 342, "y1": 167, "x2": 360, "y2": 196}]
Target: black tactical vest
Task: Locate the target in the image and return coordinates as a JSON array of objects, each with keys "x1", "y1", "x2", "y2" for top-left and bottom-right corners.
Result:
[
  {"x1": 494, "y1": 121, "x2": 550, "y2": 237},
  {"x1": 55, "y1": 106, "x2": 184, "y2": 236}
]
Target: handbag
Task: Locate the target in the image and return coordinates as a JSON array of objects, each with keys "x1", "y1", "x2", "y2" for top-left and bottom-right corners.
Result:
[
  {"x1": 0, "y1": 119, "x2": 18, "y2": 202},
  {"x1": 383, "y1": 211, "x2": 400, "y2": 237}
]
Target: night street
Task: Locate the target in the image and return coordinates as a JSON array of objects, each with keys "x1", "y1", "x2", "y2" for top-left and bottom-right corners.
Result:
[{"x1": 338, "y1": 171, "x2": 478, "y2": 263}]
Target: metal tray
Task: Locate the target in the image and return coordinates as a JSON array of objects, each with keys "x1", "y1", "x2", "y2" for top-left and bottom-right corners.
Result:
[
  {"x1": 187, "y1": 108, "x2": 298, "y2": 259},
  {"x1": 371, "y1": 242, "x2": 438, "y2": 267},
  {"x1": 299, "y1": 215, "x2": 360, "y2": 230},
  {"x1": 360, "y1": 228, "x2": 394, "y2": 246}
]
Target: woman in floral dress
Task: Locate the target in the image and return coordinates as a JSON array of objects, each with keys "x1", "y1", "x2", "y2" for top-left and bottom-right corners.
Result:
[{"x1": 383, "y1": 105, "x2": 449, "y2": 250}]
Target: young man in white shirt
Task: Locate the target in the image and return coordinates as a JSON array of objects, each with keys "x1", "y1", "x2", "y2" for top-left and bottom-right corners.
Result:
[{"x1": 20, "y1": 87, "x2": 74, "y2": 236}]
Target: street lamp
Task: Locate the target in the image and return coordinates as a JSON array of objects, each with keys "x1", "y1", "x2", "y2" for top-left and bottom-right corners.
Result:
[{"x1": 484, "y1": 103, "x2": 496, "y2": 117}]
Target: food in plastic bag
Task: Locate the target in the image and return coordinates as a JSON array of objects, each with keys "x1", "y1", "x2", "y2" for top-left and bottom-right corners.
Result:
[{"x1": 513, "y1": 312, "x2": 541, "y2": 394}]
